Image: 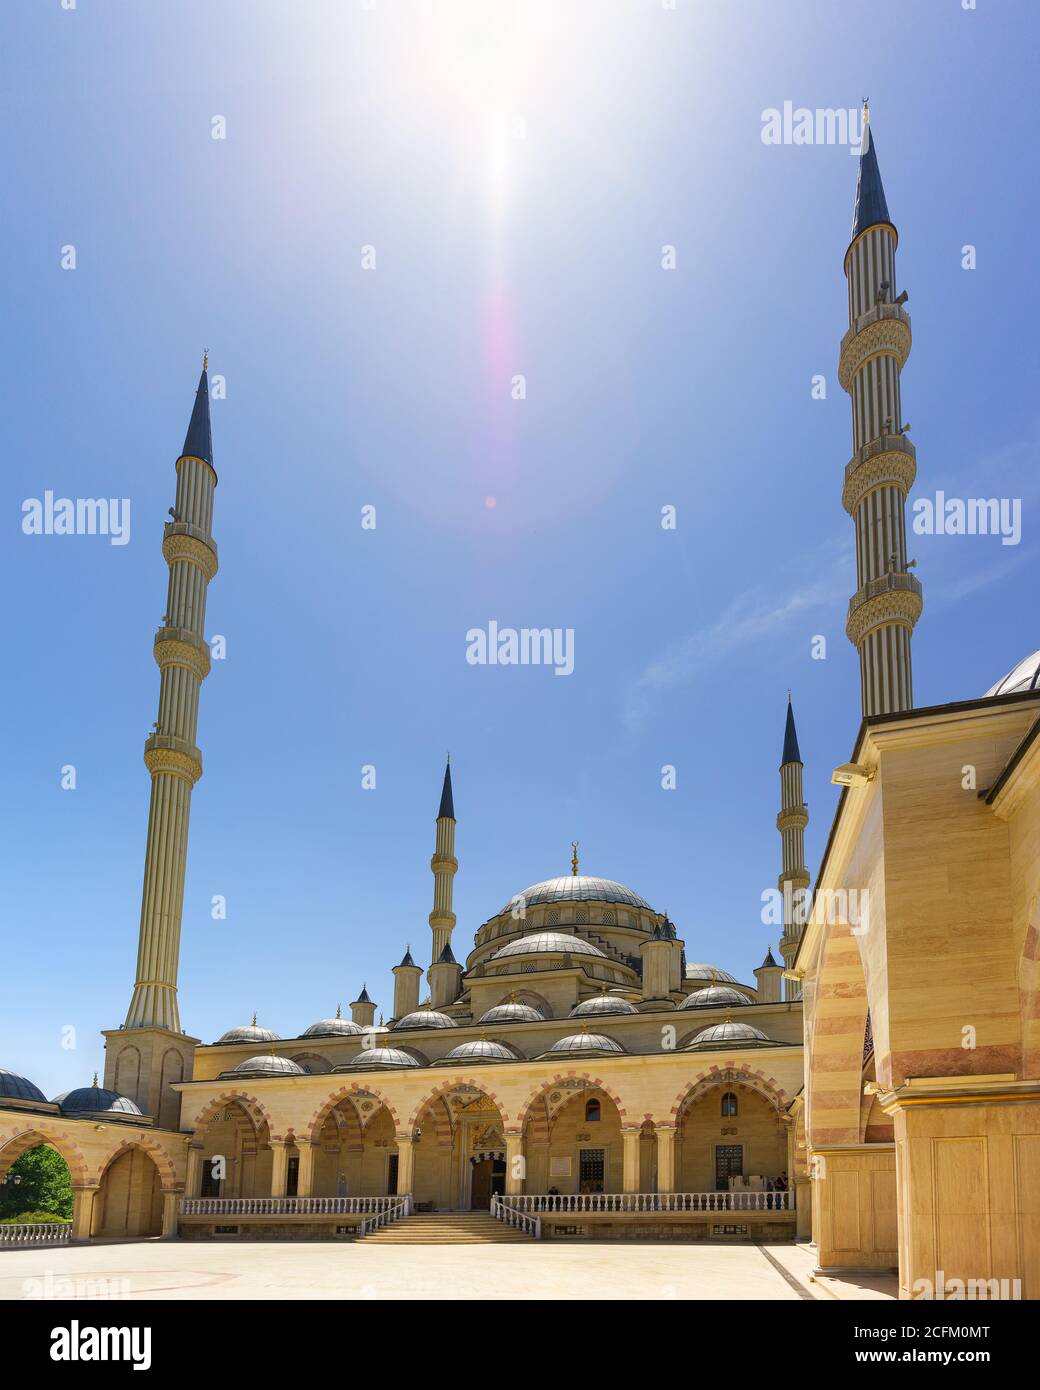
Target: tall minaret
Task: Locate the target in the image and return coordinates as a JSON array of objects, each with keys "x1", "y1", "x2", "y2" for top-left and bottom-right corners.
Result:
[
  {"x1": 839, "y1": 105, "x2": 922, "y2": 716},
  {"x1": 777, "y1": 696, "x2": 809, "y2": 1001},
  {"x1": 428, "y1": 758, "x2": 457, "y2": 964},
  {"x1": 125, "y1": 358, "x2": 218, "y2": 1031}
]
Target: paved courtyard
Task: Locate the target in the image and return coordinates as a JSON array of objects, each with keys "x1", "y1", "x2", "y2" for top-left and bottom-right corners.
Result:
[{"x1": 0, "y1": 1240, "x2": 897, "y2": 1301}]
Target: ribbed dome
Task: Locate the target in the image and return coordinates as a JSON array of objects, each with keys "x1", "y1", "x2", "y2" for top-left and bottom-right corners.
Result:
[
  {"x1": 338, "y1": 1047, "x2": 423, "y2": 1070},
  {"x1": 224, "y1": 1054, "x2": 305, "y2": 1078},
  {"x1": 685, "y1": 1021, "x2": 772, "y2": 1050},
  {"x1": 392, "y1": 1010, "x2": 457, "y2": 1031},
  {"x1": 442, "y1": 1039, "x2": 517, "y2": 1063},
  {"x1": 547, "y1": 1031, "x2": 625, "y2": 1056},
  {"x1": 301, "y1": 1017, "x2": 364, "y2": 1038},
  {"x1": 490, "y1": 931, "x2": 605, "y2": 961},
  {"x1": 570, "y1": 995, "x2": 639, "y2": 1018},
  {"x1": 684, "y1": 963, "x2": 739, "y2": 985},
  {"x1": 501, "y1": 876, "x2": 651, "y2": 913},
  {"x1": 54, "y1": 1085, "x2": 143, "y2": 1116},
  {"x1": 479, "y1": 1002, "x2": 545, "y2": 1025},
  {"x1": 217, "y1": 1023, "x2": 280, "y2": 1045},
  {"x1": 985, "y1": 649, "x2": 1040, "y2": 697},
  {"x1": 678, "y1": 985, "x2": 750, "y2": 1011},
  {"x1": 0, "y1": 1068, "x2": 47, "y2": 1104}
]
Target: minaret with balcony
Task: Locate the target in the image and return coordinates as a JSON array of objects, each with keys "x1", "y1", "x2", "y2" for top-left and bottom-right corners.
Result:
[{"x1": 839, "y1": 105, "x2": 922, "y2": 715}]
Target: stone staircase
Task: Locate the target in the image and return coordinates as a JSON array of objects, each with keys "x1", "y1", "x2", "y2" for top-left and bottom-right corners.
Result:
[{"x1": 360, "y1": 1211, "x2": 535, "y2": 1244}]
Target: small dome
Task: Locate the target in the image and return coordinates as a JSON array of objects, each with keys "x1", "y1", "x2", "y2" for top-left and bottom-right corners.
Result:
[
  {"x1": 0, "y1": 1068, "x2": 47, "y2": 1104},
  {"x1": 392, "y1": 1010, "x2": 457, "y2": 1031},
  {"x1": 547, "y1": 1031, "x2": 626, "y2": 1056},
  {"x1": 223, "y1": 1055, "x2": 305, "y2": 1078},
  {"x1": 985, "y1": 649, "x2": 1040, "y2": 697},
  {"x1": 684, "y1": 963, "x2": 739, "y2": 985},
  {"x1": 54, "y1": 1085, "x2": 143, "y2": 1116},
  {"x1": 217, "y1": 1023, "x2": 280, "y2": 1045},
  {"x1": 678, "y1": 985, "x2": 750, "y2": 1011},
  {"x1": 685, "y1": 1020, "x2": 772, "y2": 1050},
  {"x1": 302, "y1": 1017, "x2": 364, "y2": 1038},
  {"x1": 479, "y1": 1002, "x2": 545, "y2": 1025},
  {"x1": 490, "y1": 931, "x2": 605, "y2": 961},
  {"x1": 570, "y1": 995, "x2": 639, "y2": 1018},
  {"x1": 338, "y1": 1047, "x2": 423, "y2": 1071},
  {"x1": 500, "y1": 875, "x2": 652, "y2": 914},
  {"x1": 442, "y1": 1039, "x2": 517, "y2": 1063}
]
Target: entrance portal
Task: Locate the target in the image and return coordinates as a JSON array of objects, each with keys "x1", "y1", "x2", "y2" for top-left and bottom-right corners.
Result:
[{"x1": 469, "y1": 1156, "x2": 506, "y2": 1209}]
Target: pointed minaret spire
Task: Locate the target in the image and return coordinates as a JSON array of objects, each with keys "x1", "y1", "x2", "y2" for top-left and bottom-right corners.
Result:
[
  {"x1": 777, "y1": 696, "x2": 809, "y2": 1000},
  {"x1": 782, "y1": 694, "x2": 801, "y2": 765},
  {"x1": 850, "y1": 102, "x2": 892, "y2": 240},
  {"x1": 438, "y1": 756, "x2": 455, "y2": 820},
  {"x1": 840, "y1": 108, "x2": 922, "y2": 716},
  {"x1": 181, "y1": 355, "x2": 213, "y2": 467},
  {"x1": 123, "y1": 360, "x2": 220, "y2": 1035},
  {"x1": 429, "y1": 758, "x2": 459, "y2": 964}
]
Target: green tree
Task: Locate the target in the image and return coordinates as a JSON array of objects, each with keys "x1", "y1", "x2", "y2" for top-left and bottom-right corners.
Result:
[{"x1": 0, "y1": 1145, "x2": 73, "y2": 1221}]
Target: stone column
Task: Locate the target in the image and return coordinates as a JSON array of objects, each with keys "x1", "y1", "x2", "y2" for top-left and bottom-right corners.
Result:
[
  {"x1": 655, "y1": 1125, "x2": 676, "y2": 1193},
  {"x1": 184, "y1": 1145, "x2": 203, "y2": 1198},
  {"x1": 71, "y1": 1186, "x2": 98, "y2": 1241},
  {"x1": 504, "y1": 1132, "x2": 525, "y2": 1195},
  {"x1": 882, "y1": 1078, "x2": 1040, "y2": 1300},
  {"x1": 621, "y1": 1128, "x2": 642, "y2": 1193},
  {"x1": 161, "y1": 1189, "x2": 181, "y2": 1239},
  {"x1": 269, "y1": 1141, "x2": 289, "y2": 1198},
  {"x1": 396, "y1": 1135, "x2": 415, "y2": 1196},
  {"x1": 295, "y1": 1140, "x2": 317, "y2": 1198},
  {"x1": 810, "y1": 1143, "x2": 897, "y2": 1276}
]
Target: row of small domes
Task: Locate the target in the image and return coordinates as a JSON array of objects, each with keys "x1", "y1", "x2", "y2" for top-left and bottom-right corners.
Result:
[
  {"x1": 217, "y1": 981, "x2": 749, "y2": 1048},
  {"x1": 224, "y1": 1017, "x2": 773, "y2": 1078},
  {"x1": 0, "y1": 1068, "x2": 143, "y2": 1116}
]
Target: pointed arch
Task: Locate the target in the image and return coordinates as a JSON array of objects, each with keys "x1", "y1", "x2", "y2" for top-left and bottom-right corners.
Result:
[
  {"x1": 92, "y1": 1134, "x2": 180, "y2": 1189},
  {"x1": 405, "y1": 1076, "x2": 509, "y2": 1133},
  {"x1": 185, "y1": 1090, "x2": 274, "y2": 1139},
  {"x1": 514, "y1": 1072, "x2": 629, "y2": 1130},
  {"x1": 669, "y1": 1065, "x2": 789, "y2": 1122},
  {"x1": 305, "y1": 1082, "x2": 403, "y2": 1144},
  {"x1": 0, "y1": 1126, "x2": 90, "y2": 1185}
]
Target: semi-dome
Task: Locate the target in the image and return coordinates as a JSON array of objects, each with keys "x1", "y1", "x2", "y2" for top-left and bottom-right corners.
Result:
[
  {"x1": 985, "y1": 649, "x2": 1040, "y2": 697},
  {"x1": 570, "y1": 995, "x2": 639, "y2": 1018},
  {"x1": 217, "y1": 1022, "x2": 280, "y2": 1045},
  {"x1": 490, "y1": 931, "x2": 605, "y2": 961},
  {"x1": 684, "y1": 1020, "x2": 772, "y2": 1050},
  {"x1": 54, "y1": 1083, "x2": 143, "y2": 1116},
  {"x1": 302, "y1": 1017, "x2": 364, "y2": 1038},
  {"x1": 441, "y1": 1038, "x2": 517, "y2": 1063},
  {"x1": 0, "y1": 1068, "x2": 47, "y2": 1104},
  {"x1": 678, "y1": 985, "x2": 750, "y2": 1011},
  {"x1": 684, "y1": 963, "x2": 739, "y2": 985},
  {"x1": 547, "y1": 1031, "x2": 626, "y2": 1056},
  {"x1": 479, "y1": 1002, "x2": 545, "y2": 1025},
  {"x1": 337, "y1": 1047, "x2": 423, "y2": 1071},
  {"x1": 392, "y1": 1010, "x2": 457, "y2": 1031},
  {"x1": 500, "y1": 876, "x2": 652, "y2": 914},
  {"x1": 223, "y1": 1055, "x2": 305, "y2": 1078}
]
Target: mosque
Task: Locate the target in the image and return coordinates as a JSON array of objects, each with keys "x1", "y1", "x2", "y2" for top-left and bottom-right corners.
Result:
[{"x1": 2, "y1": 110, "x2": 1038, "y2": 1296}]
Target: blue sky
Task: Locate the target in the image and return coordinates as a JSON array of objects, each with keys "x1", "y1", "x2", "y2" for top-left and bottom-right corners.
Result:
[{"x1": 2, "y1": 0, "x2": 1037, "y2": 1098}]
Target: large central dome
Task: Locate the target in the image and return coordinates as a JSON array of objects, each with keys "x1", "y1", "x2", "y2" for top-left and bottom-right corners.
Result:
[{"x1": 500, "y1": 876, "x2": 652, "y2": 914}]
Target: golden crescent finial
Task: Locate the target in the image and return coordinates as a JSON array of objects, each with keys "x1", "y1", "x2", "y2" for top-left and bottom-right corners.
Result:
[
  {"x1": 203, "y1": 349, "x2": 209, "y2": 372},
  {"x1": 571, "y1": 840, "x2": 579, "y2": 876}
]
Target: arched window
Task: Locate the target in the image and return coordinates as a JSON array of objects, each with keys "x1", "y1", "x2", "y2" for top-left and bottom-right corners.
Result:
[
  {"x1": 585, "y1": 1098, "x2": 601, "y2": 1123},
  {"x1": 721, "y1": 1091, "x2": 738, "y2": 1118}
]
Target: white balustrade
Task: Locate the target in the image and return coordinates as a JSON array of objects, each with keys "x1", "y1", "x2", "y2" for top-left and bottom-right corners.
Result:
[
  {"x1": 0, "y1": 1222, "x2": 72, "y2": 1245},
  {"x1": 491, "y1": 1195, "x2": 542, "y2": 1239},
  {"x1": 179, "y1": 1196, "x2": 397, "y2": 1217},
  {"x1": 498, "y1": 1191, "x2": 793, "y2": 1215},
  {"x1": 359, "y1": 1194, "x2": 411, "y2": 1236}
]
